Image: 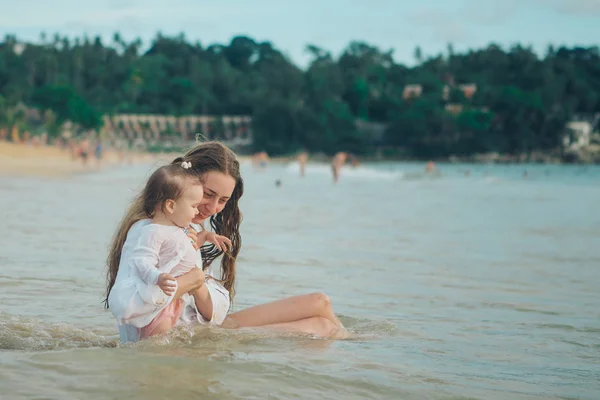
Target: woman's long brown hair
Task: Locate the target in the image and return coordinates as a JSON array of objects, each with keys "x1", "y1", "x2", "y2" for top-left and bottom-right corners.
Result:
[{"x1": 103, "y1": 141, "x2": 244, "y2": 308}]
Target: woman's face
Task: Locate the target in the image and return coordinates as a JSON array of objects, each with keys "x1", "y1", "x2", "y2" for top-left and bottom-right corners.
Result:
[{"x1": 192, "y1": 170, "x2": 237, "y2": 224}]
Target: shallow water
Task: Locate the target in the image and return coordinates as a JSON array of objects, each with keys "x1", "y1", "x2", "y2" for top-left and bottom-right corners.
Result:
[{"x1": 1, "y1": 160, "x2": 599, "y2": 399}]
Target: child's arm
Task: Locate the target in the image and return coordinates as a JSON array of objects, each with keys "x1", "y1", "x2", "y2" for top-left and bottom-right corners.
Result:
[{"x1": 131, "y1": 228, "x2": 176, "y2": 295}]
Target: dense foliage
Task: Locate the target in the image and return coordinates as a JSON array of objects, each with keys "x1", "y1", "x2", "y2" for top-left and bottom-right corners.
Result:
[{"x1": 1, "y1": 33, "x2": 599, "y2": 157}]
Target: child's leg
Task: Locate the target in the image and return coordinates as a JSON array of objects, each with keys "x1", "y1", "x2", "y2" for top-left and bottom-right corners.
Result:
[
  {"x1": 146, "y1": 320, "x2": 173, "y2": 336},
  {"x1": 140, "y1": 299, "x2": 184, "y2": 339}
]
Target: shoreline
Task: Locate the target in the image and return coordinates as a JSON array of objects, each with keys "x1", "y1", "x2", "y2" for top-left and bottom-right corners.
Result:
[
  {"x1": 261, "y1": 147, "x2": 600, "y2": 165},
  {"x1": 0, "y1": 142, "x2": 254, "y2": 178},
  {"x1": 2, "y1": 141, "x2": 598, "y2": 180}
]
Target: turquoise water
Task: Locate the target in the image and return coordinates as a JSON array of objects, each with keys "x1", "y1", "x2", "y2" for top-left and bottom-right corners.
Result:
[{"x1": 0, "y1": 160, "x2": 599, "y2": 399}]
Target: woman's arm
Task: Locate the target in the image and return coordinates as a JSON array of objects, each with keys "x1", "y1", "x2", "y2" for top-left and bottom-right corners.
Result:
[
  {"x1": 191, "y1": 284, "x2": 213, "y2": 321},
  {"x1": 173, "y1": 267, "x2": 205, "y2": 299},
  {"x1": 173, "y1": 268, "x2": 214, "y2": 321}
]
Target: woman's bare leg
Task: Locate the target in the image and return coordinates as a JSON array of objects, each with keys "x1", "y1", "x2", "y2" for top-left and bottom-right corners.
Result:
[
  {"x1": 224, "y1": 293, "x2": 344, "y2": 328},
  {"x1": 255, "y1": 317, "x2": 348, "y2": 339}
]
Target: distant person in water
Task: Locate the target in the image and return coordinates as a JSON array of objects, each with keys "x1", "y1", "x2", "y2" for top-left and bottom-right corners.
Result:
[
  {"x1": 425, "y1": 161, "x2": 436, "y2": 174},
  {"x1": 331, "y1": 152, "x2": 348, "y2": 184},
  {"x1": 297, "y1": 151, "x2": 308, "y2": 177},
  {"x1": 252, "y1": 151, "x2": 270, "y2": 169}
]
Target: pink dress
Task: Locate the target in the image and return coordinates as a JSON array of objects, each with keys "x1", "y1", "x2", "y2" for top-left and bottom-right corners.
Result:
[{"x1": 140, "y1": 298, "x2": 185, "y2": 338}]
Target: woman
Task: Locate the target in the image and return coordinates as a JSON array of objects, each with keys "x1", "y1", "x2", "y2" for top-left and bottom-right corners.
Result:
[{"x1": 105, "y1": 141, "x2": 346, "y2": 341}]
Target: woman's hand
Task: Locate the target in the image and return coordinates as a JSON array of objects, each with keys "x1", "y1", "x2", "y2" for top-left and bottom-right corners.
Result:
[
  {"x1": 186, "y1": 268, "x2": 206, "y2": 295},
  {"x1": 174, "y1": 268, "x2": 206, "y2": 299},
  {"x1": 202, "y1": 232, "x2": 232, "y2": 252}
]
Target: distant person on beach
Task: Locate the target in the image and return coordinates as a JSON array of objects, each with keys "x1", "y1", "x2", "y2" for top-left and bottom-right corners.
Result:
[
  {"x1": 297, "y1": 151, "x2": 308, "y2": 177},
  {"x1": 127, "y1": 139, "x2": 134, "y2": 164},
  {"x1": 331, "y1": 152, "x2": 348, "y2": 184},
  {"x1": 79, "y1": 138, "x2": 91, "y2": 166},
  {"x1": 94, "y1": 141, "x2": 103, "y2": 166},
  {"x1": 114, "y1": 139, "x2": 126, "y2": 164},
  {"x1": 67, "y1": 138, "x2": 77, "y2": 160},
  {"x1": 11, "y1": 126, "x2": 19, "y2": 143},
  {"x1": 104, "y1": 142, "x2": 347, "y2": 342},
  {"x1": 107, "y1": 161, "x2": 231, "y2": 341}
]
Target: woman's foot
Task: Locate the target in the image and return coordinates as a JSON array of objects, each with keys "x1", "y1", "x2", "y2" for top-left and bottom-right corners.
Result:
[{"x1": 331, "y1": 325, "x2": 350, "y2": 339}]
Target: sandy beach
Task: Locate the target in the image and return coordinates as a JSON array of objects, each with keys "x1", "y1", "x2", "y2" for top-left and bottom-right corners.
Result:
[
  {"x1": 0, "y1": 142, "x2": 167, "y2": 178},
  {"x1": 0, "y1": 141, "x2": 257, "y2": 178}
]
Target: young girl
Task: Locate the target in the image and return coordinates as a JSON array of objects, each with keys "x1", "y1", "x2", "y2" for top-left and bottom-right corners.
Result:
[{"x1": 108, "y1": 160, "x2": 223, "y2": 340}]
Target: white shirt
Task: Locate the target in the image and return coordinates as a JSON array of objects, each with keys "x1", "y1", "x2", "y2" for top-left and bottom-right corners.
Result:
[
  {"x1": 134, "y1": 223, "x2": 197, "y2": 285},
  {"x1": 108, "y1": 219, "x2": 231, "y2": 342}
]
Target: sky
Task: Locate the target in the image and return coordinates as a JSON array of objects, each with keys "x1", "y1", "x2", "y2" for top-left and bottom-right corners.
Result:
[{"x1": 1, "y1": 0, "x2": 599, "y2": 67}]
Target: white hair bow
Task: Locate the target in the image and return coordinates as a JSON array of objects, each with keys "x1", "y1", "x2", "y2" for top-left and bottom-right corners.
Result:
[{"x1": 181, "y1": 161, "x2": 192, "y2": 169}]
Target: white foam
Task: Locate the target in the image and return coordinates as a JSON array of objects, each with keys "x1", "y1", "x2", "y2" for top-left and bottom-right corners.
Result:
[
  {"x1": 0, "y1": 312, "x2": 118, "y2": 350},
  {"x1": 286, "y1": 162, "x2": 403, "y2": 180}
]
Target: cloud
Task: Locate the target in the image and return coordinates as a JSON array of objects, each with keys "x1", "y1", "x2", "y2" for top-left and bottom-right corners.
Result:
[
  {"x1": 409, "y1": 8, "x2": 472, "y2": 42},
  {"x1": 407, "y1": 0, "x2": 523, "y2": 44},
  {"x1": 104, "y1": 0, "x2": 136, "y2": 9},
  {"x1": 461, "y1": 0, "x2": 520, "y2": 25},
  {"x1": 545, "y1": 0, "x2": 600, "y2": 15},
  {"x1": 0, "y1": 1, "x2": 255, "y2": 29}
]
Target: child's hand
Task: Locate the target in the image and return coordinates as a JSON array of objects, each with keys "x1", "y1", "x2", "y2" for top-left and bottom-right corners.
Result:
[
  {"x1": 204, "y1": 232, "x2": 232, "y2": 252},
  {"x1": 157, "y1": 273, "x2": 176, "y2": 296}
]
